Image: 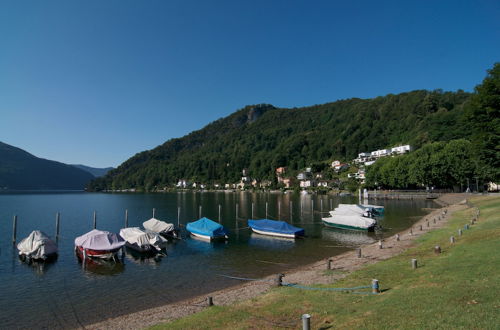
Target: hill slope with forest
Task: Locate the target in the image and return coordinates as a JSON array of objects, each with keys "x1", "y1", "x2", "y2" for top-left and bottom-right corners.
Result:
[
  {"x1": 90, "y1": 89, "x2": 475, "y2": 191},
  {"x1": 89, "y1": 63, "x2": 499, "y2": 191},
  {"x1": 0, "y1": 142, "x2": 95, "y2": 190}
]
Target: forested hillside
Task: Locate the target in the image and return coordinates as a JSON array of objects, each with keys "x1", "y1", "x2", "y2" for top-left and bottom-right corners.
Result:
[{"x1": 89, "y1": 88, "x2": 475, "y2": 191}]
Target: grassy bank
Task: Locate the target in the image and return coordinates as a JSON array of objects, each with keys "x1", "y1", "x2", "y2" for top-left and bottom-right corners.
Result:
[{"x1": 152, "y1": 196, "x2": 500, "y2": 329}]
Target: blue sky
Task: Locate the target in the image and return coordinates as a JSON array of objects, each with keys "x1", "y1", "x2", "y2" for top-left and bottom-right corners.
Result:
[{"x1": 0, "y1": 0, "x2": 499, "y2": 167}]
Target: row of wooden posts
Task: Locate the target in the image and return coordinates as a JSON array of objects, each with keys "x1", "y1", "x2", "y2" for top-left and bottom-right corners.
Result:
[
  {"x1": 10, "y1": 199, "x2": 336, "y2": 245},
  {"x1": 204, "y1": 204, "x2": 480, "y2": 329}
]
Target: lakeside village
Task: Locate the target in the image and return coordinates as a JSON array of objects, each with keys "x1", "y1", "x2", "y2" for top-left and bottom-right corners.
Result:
[{"x1": 135, "y1": 144, "x2": 413, "y2": 194}]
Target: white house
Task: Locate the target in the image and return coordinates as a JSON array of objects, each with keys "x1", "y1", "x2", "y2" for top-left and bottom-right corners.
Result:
[
  {"x1": 371, "y1": 149, "x2": 391, "y2": 158},
  {"x1": 300, "y1": 180, "x2": 316, "y2": 188},
  {"x1": 391, "y1": 145, "x2": 412, "y2": 154}
]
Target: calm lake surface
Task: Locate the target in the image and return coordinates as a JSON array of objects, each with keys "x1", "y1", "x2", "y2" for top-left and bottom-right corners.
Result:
[{"x1": 0, "y1": 191, "x2": 437, "y2": 328}]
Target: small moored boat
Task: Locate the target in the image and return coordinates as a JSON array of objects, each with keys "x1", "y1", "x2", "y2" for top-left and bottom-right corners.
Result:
[
  {"x1": 322, "y1": 214, "x2": 377, "y2": 231},
  {"x1": 119, "y1": 227, "x2": 168, "y2": 253},
  {"x1": 75, "y1": 229, "x2": 125, "y2": 260},
  {"x1": 248, "y1": 219, "x2": 305, "y2": 238},
  {"x1": 17, "y1": 230, "x2": 58, "y2": 261},
  {"x1": 186, "y1": 217, "x2": 228, "y2": 241},
  {"x1": 143, "y1": 217, "x2": 179, "y2": 239}
]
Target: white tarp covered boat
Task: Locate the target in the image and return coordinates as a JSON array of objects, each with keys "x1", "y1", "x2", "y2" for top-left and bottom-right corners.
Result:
[
  {"x1": 119, "y1": 227, "x2": 168, "y2": 253},
  {"x1": 17, "y1": 230, "x2": 58, "y2": 260},
  {"x1": 75, "y1": 229, "x2": 125, "y2": 260},
  {"x1": 322, "y1": 214, "x2": 377, "y2": 231},
  {"x1": 143, "y1": 218, "x2": 178, "y2": 238}
]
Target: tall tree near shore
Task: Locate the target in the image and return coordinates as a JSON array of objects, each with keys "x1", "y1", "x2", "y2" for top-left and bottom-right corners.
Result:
[{"x1": 463, "y1": 63, "x2": 500, "y2": 182}]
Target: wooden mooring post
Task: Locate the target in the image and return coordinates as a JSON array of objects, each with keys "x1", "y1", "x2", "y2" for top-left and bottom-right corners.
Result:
[
  {"x1": 265, "y1": 202, "x2": 268, "y2": 219},
  {"x1": 276, "y1": 273, "x2": 284, "y2": 287},
  {"x1": 450, "y1": 236, "x2": 455, "y2": 243},
  {"x1": 302, "y1": 314, "x2": 311, "y2": 330},
  {"x1": 12, "y1": 215, "x2": 17, "y2": 245},
  {"x1": 412, "y1": 258, "x2": 418, "y2": 269},
  {"x1": 207, "y1": 296, "x2": 213, "y2": 306},
  {"x1": 218, "y1": 204, "x2": 221, "y2": 223},
  {"x1": 199, "y1": 205, "x2": 202, "y2": 219},
  {"x1": 125, "y1": 209, "x2": 128, "y2": 228},
  {"x1": 177, "y1": 206, "x2": 181, "y2": 227},
  {"x1": 278, "y1": 201, "x2": 281, "y2": 220},
  {"x1": 327, "y1": 258, "x2": 333, "y2": 270},
  {"x1": 93, "y1": 211, "x2": 97, "y2": 229},
  {"x1": 236, "y1": 203, "x2": 239, "y2": 220},
  {"x1": 357, "y1": 248, "x2": 362, "y2": 258},
  {"x1": 152, "y1": 208, "x2": 156, "y2": 218},
  {"x1": 251, "y1": 203, "x2": 254, "y2": 219},
  {"x1": 55, "y1": 212, "x2": 61, "y2": 238},
  {"x1": 372, "y1": 279, "x2": 380, "y2": 294}
]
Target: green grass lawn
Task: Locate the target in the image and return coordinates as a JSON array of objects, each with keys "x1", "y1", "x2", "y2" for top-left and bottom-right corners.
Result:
[{"x1": 152, "y1": 196, "x2": 500, "y2": 329}]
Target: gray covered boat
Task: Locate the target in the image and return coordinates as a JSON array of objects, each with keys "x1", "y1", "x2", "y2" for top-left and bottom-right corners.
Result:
[{"x1": 17, "y1": 230, "x2": 58, "y2": 261}]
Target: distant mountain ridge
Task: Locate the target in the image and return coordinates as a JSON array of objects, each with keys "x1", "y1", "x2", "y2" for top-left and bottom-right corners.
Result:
[
  {"x1": 71, "y1": 164, "x2": 114, "y2": 178},
  {"x1": 0, "y1": 142, "x2": 94, "y2": 190}
]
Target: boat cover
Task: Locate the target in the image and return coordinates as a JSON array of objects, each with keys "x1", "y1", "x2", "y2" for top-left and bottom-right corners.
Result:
[
  {"x1": 143, "y1": 218, "x2": 175, "y2": 233},
  {"x1": 248, "y1": 219, "x2": 305, "y2": 236},
  {"x1": 322, "y1": 214, "x2": 376, "y2": 229},
  {"x1": 75, "y1": 229, "x2": 125, "y2": 250},
  {"x1": 17, "y1": 230, "x2": 58, "y2": 259},
  {"x1": 119, "y1": 227, "x2": 167, "y2": 251},
  {"x1": 186, "y1": 217, "x2": 227, "y2": 238}
]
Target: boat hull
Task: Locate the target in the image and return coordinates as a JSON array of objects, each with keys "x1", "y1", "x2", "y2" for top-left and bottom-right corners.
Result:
[
  {"x1": 190, "y1": 232, "x2": 227, "y2": 241},
  {"x1": 250, "y1": 228, "x2": 298, "y2": 238},
  {"x1": 75, "y1": 246, "x2": 121, "y2": 259},
  {"x1": 322, "y1": 220, "x2": 375, "y2": 231}
]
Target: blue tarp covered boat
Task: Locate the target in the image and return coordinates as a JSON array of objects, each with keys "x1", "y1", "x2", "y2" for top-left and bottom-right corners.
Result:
[
  {"x1": 186, "y1": 217, "x2": 228, "y2": 241},
  {"x1": 248, "y1": 219, "x2": 305, "y2": 238}
]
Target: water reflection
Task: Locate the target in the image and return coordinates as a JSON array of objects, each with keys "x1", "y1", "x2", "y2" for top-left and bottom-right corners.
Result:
[
  {"x1": 125, "y1": 247, "x2": 164, "y2": 267},
  {"x1": 248, "y1": 233, "x2": 296, "y2": 251},
  {"x1": 321, "y1": 227, "x2": 376, "y2": 246},
  {"x1": 18, "y1": 254, "x2": 58, "y2": 276},
  {"x1": 77, "y1": 254, "x2": 125, "y2": 276}
]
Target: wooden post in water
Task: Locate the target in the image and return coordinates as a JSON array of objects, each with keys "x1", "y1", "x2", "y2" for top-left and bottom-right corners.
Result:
[
  {"x1": 125, "y1": 209, "x2": 128, "y2": 228},
  {"x1": 278, "y1": 201, "x2": 281, "y2": 220},
  {"x1": 329, "y1": 199, "x2": 332, "y2": 209},
  {"x1": 218, "y1": 204, "x2": 221, "y2": 223},
  {"x1": 251, "y1": 203, "x2": 254, "y2": 219},
  {"x1": 290, "y1": 201, "x2": 293, "y2": 221},
  {"x1": 199, "y1": 205, "x2": 202, "y2": 218},
  {"x1": 93, "y1": 211, "x2": 97, "y2": 229},
  {"x1": 311, "y1": 199, "x2": 314, "y2": 214},
  {"x1": 177, "y1": 206, "x2": 181, "y2": 227},
  {"x1": 236, "y1": 203, "x2": 239, "y2": 220},
  {"x1": 302, "y1": 314, "x2": 311, "y2": 330},
  {"x1": 266, "y1": 202, "x2": 268, "y2": 219},
  {"x1": 412, "y1": 258, "x2": 418, "y2": 269},
  {"x1": 320, "y1": 199, "x2": 323, "y2": 212},
  {"x1": 55, "y1": 212, "x2": 61, "y2": 238},
  {"x1": 152, "y1": 208, "x2": 156, "y2": 218},
  {"x1": 372, "y1": 279, "x2": 380, "y2": 294},
  {"x1": 12, "y1": 215, "x2": 17, "y2": 245}
]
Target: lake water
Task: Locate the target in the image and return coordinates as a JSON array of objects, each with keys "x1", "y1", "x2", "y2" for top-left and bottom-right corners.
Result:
[{"x1": 0, "y1": 191, "x2": 437, "y2": 328}]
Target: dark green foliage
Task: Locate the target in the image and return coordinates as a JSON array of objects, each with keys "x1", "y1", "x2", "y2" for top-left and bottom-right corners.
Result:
[
  {"x1": 365, "y1": 139, "x2": 479, "y2": 189},
  {"x1": 0, "y1": 142, "x2": 95, "y2": 190},
  {"x1": 89, "y1": 64, "x2": 499, "y2": 191}
]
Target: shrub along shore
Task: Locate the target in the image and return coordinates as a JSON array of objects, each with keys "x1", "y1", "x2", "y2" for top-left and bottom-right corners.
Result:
[{"x1": 87, "y1": 194, "x2": 499, "y2": 329}]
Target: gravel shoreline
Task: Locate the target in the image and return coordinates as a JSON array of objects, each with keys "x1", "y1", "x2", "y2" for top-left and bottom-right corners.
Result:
[{"x1": 86, "y1": 194, "x2": 467, "y2": 330}]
